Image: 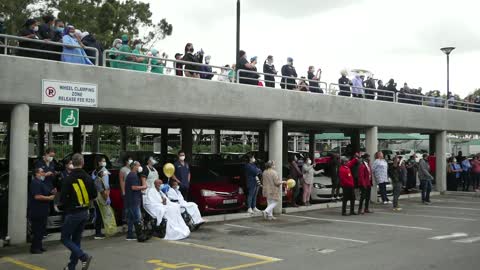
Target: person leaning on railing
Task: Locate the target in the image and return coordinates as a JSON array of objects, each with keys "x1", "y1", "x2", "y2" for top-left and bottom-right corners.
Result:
[
  {"x1": 280, "y1": 57, "x2": 298, "y2": 90},
  {"x1": 131, "y1": 40, "x2": 147, "y2": 72},
  {"x1": 17, "y1": 19, "x2": 44, "y2": 59},
  {"x1": 61, "y1": 25, "x2": 92, "y2": 65},
  {"x1": 182, "y1": 42, "x2": 203, "y2": 78},
  {"x1": 237, "y1": 50, "x2": 257, "y2": 85},
  {"x1": 308, "y1": 66, "x2": 323, "y2": 93},
  {"x1": 263, "y1": 55, "x2": 277, "y2": 88}
]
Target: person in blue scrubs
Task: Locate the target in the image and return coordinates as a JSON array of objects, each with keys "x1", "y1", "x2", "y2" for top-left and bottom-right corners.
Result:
[
  {"x1": 34, "y1": 147, "x2": 58, "y2": 192},
  {"x1": 172, "y1": 150, "x2": 191, "y2": 200}
]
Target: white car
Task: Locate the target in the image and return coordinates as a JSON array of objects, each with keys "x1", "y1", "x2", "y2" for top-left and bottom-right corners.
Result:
[{"x1": 310, "y1": 174, "x2": 393, "y2": 202}]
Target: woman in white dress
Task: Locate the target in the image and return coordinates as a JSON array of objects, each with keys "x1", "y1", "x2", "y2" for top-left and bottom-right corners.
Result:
[{"x1": 166, "y1": 180, "x2": 205, "y2": 227}]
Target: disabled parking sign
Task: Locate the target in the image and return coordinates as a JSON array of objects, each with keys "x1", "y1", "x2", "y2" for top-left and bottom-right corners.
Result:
[{"x1": 60, "y1": 107, "x2": 79, "y2": 128}]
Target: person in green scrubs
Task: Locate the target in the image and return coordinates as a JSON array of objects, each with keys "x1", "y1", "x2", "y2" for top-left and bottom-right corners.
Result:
[
  {"x1": 131, "y1": 40, "x2": 147, "y2": 72},
  {"x1": 117, "y1": 34, "x2": 134, "y2": 70},
  {"x1": 108, "y1": 38, "x2": 122, "y2": 68},
  {"x1": 150, "y1": 49, "x2": 164, "y2": 74}
]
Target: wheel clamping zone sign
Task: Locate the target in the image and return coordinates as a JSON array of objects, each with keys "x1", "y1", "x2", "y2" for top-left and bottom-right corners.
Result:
[{"x1": 42, "y1": 79, "x2": 98, "y2": 107}]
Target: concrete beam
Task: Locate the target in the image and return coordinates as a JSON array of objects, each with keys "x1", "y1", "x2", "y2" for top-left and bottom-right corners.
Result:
[
  {"x1": 365, "y1": 126, "x2": 378, "y2": 202},
  {"x1": 435, "y1": 131, "x2": 447, "y2": 192},
  {"x1": 8, "y1": 104, "x2": 29, "y2": 244},
  {"x1": 269, "y1": 120, "x2": 283, "y2": 215}
]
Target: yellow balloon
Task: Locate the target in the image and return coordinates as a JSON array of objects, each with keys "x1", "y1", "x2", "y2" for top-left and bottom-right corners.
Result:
[
  {"x1": 163, "y1": 163, "x2": 175, "y2": 178},
  {"x1": 286, "y1": 179, "x2": 296, "y2": 189}
]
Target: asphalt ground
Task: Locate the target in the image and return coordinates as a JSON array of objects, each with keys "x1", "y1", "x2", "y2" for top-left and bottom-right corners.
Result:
[{"x1": 1, "y1": 193, "x2": 479, "y2": 270}]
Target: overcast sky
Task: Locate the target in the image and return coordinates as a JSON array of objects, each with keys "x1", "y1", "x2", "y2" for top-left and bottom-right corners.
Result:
[{"x1": 141, "y1": 0, "x2": 479, "y2": 97}]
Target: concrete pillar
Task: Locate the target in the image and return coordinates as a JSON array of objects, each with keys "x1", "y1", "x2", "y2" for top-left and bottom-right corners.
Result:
[
  {"x1": 8, "y1": 104, "x2": 29, "y2": 244},
  {"x1": 90, "y1": 124, "x2": 99, "y2": 153},
  {"x1": 258, "y1": 131, "x2": 265, "y2": 153},
  {"x1": 213, "y1": 130, "x2": 221, "y2": 154},
  {"x1": 282, "y1": 127, "x2": 288, "y2": 164},
  {"x1": 429, "y1": 134, "x2": 436, "y2": 155},
  {"x1": 72, "y1": 126, "x2": 82, "y2": 153},
  {"x1": 351, "y1": 129, "x2": 361, "y2": 154},
  {"x1": 435, "y1": 131, "x2": 447, "y2": 193},
  {"x1": 161, "y1": 127, "x2": 168, "y2": 160},
  {"x1": 269, "y1": 120, "x2": 283, "y2": 215},
  {"x1": 365, "y1": 126, "x2": 378, "y2": 202},
  {"x1": 37, "y1": 122, "x2": 45, "y2": 158},
  {"x1": 47, "y1": 123, "x2": 53, "y2": 146},
  {"x1": 120, "y1": 126, "x2": 127, "y2": 152},
  {"x1": 308, "y1": 132, "x2": 315, "y2": 160},
  {"x1": 293, "y1": 136, "x2": 298, "y2": 152},
  {"x1": 181, "y1": 124, "x2": 193, "y2": 162}
]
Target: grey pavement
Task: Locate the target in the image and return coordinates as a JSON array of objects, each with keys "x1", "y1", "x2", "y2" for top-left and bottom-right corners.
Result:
[{"x1": 1, "y1": 193, "x2": 479, "y2": 270}]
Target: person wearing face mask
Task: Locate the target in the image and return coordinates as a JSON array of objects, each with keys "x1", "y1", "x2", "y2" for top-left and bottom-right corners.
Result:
[
  {"x1": 447, "y1": 157, "x2": 462, "y2": 191},
  {"x1": 80, "y1": 31, "x2": 104, "y2": 66},
  {"x1": 288, "y1": 155, "x2": 302, "y2": 207},
  {"x1": 29, "y1": 168, "x2": 56, "y2": 254},
  {"x1": 281, "y1": 57, "x2": 298, "y2": 90},
  {"x1": 108, "y1": 38, "x2": 123, "y2": 68},
  {"x1": 167, "y1": 179, "x2": 205, "y2": 228},
  {"x1": 308, "y1": 66, "x2": 323, "y2": 93},
  {"x1": 236, "y1": 50, "x2": 256, "y2": 85},
  {"x1": 358, "y1": 154, "x2": 373, "y2": 214},
  {"x1": 200, "y1": 55, "x2": 214, "y2": 80},
  {"x1": 245, "y1": 154, "x2": 262, "y2": 214},
  {"x1": 172, "y1": 150, "x2": 191, "y2": 200},
  {"x1": 302, "y1": 157, "x2": 323, "y2": 206},
  {"x1": 91, "y1": 157, "x2": 110, "y2": 239},
  {"x1": 34, "y1": 147, "x2": 58, "y2": 192},
  {"x1": 125, "y1": 161, "x2": 148, "y2": 240},
  {"x1": 263, "y1": 55, "x2": 277, "y2": 88},
  {"x1": 44, "y1": 19, "x2": 65, "y2": 61},
  {"x1": 38, "y1": 14, "x2": 55, "y2": 40},
  {"x1": 117, "y1": 34, "x2": 135, "y2": 70},
  {"x1": 119, "y1": 156, "x2": 133, "y2": 225},
  {"x1": 150, "y1": 49, "x2": 165, "y2": 74},
  {"x1": 18, "y1": 18, "x2": 44, "y2": 59},
  {"x1": 249, "y1": 56, "x2": 261, "y2": 86},
  {"x1": 61, "y1": 25, "x2": 92, "y2": 65},
  {"x1": 143, "y1": 157, "x2": 160, "y2": 188},
  {"x1": 131, "y1": 39, "x2": 147, "y2": 72},
  {"x1": 182, "y1": 42, "x2": 203, "y2": 78},
  {"x1": 262, "y1": 160, "x2": 286, "y2": 220}
]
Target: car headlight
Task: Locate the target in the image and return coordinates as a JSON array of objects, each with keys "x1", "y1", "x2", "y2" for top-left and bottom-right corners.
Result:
[
  {"x1": 200, "y1": 189, "x2": 216, "y2": 197},
  {"x1": 238, "y1": 187, "x2": 244, "y2": 194},
  {"x1": 313, "y1": 183, "x2": 325, "y2": 189}
]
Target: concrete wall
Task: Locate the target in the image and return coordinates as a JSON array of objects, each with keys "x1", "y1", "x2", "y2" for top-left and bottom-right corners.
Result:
[{"x1": 1, "y1": 55, "x2": 480, "y2": 133}]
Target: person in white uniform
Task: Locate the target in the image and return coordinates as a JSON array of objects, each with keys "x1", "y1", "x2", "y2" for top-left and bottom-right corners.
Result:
[
  {"x1": 144, "y1": 157, "x2": 159, "y2": 189},
  {"x1": 143, "y1": 179, "x2": 190, "y2": 240},
  {"x1": 166, "y1": 180, "x2": 205, "y2": 227}
]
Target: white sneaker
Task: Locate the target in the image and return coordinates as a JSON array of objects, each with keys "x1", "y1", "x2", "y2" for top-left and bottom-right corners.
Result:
[
  {"x1": 387, "y1": 201, "x2": 392, "y2": 204},
  {"x1": 253, "y1": 208, "x2": 261, "y2": 213},
  {"x1": 267, "y1": 216, "x2": 276, "y2": 221},
  {"x1": 383, "y1": 201, "x2": 388, "y2": 205},
  {"x1": 247, "y1": 208, "x2": 253, "y2": 214},
  {"x1": 262, "y1": 211, "x2": 268, "y2": 220}
]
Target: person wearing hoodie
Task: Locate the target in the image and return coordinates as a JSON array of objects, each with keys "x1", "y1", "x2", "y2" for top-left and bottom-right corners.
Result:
[
  {"x1": 358, "y1": 153, "x2": 373, "y2": 214},
  {"x1": 340, "y1": 153, "x2": 360, "y2": 216},
  {"x1": 307, "y1": 66, "x2": 323, "y2": 93},
  {"x1": 263, "y1": 55, "x2": 277, "y2": 88},
  {"x1": 351, "y1": 74, "x2": 365, "y2": 98},
  {"x1": 80, "y1": 32, "x2": 104, "y2": 65},
  {"x1": 281, "y1": 57, "x2": 298, "y2": 90},
  {"x1": 338, "y1": 70, "x2": 351, "y2": 97}
]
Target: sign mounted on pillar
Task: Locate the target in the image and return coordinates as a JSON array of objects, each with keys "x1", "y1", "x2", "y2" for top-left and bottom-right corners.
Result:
[
  {"x1": 42, "y1": 79, "x2": 98, "y2": 107},
  {"x1": 60, "y1": 107, "x2": 79, "y2": 128}
]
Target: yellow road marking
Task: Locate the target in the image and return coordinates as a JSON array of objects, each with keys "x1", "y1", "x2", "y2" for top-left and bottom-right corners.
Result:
[
  {"x1": 1, "y1": 257, "x2": 46, "y2": 270},
  {"x1": 152, "y1": 239, "x2": 282, "y2": 270}
]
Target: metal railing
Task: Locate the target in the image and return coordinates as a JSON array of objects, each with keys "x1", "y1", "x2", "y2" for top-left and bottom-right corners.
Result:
[
  {"x1": 236, "y1": 69, "x2": 328, "y2": 93},
  {"x1": 103, "y1": 49, "x2": 234, "y2": 81},
  {"x1": 328, "y1": 83, "x2": 399, "y2": 102},
  {"x1": 0, "y1": 33, "x2": 99, "y2": 65},
  {"x1": 396, "y1": 91, "x2": 447, "y2": 108}
]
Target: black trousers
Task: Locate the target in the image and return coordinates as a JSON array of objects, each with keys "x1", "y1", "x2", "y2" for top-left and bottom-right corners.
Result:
[
  {"x1": 358, "y1": 187, "x2": 371, "y2": 211},
  {"x1": 30, "y1": 216, "x2": 48, "y2": 251},
  {"x1": 94, "y1": 201, "x2": 104, "y2": 235},
  {"x1": 342, "y1": 187, "x2": 355, "y2": 214}
]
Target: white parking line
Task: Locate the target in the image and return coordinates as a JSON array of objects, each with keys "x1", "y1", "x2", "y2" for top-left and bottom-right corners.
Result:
[
  {"x1": 431, "y1": 199, "x2": 480, "y2": 204},
  {"x1": 453, "y1": 236, "x2": 480, "y2": 243},
  {"x1": 375, "y1": 211, "x2": 477, "y2": 221},
  {"x1": 417, "y1": 205, "x2": 480, "y2": 211},
  {"x1": 430, "y1": 233, "x2": 468, "y2": 240},
  {"x1": 283, "y1": 214, "x2": 433, "y2": 231},
  {"x1": 224, "y1": 224, "x2": 369, "y2": 244}
]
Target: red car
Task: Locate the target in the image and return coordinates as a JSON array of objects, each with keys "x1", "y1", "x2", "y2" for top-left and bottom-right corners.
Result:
[{"x1": 189, "y1": 166, "x2": 246, "y2": 214}]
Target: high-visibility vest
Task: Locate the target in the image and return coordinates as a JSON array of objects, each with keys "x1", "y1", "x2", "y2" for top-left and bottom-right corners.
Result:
[{"x1": 72, "y1": 178, "x2": 90, "y2": 208}]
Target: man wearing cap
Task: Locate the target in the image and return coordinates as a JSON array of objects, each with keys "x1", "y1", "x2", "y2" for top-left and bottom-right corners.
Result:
[
  {"x1": 263, "y1": 55, "x2": 277, "y2": 88},
  {"x1": 339, "y1": 153, "x2": 360, "y2": 216},
  {"x1": 281, "y1": 57, "x2": 297, "y2": 90}
]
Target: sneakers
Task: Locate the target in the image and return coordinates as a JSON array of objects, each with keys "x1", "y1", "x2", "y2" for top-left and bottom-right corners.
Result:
[
  {"x1": 383, "y1": 201, "x2": 388, "y2": 205},
  {"x1": 94, "y1": 234, "x2": 106, "y2": 240},
  {"x1": 81, "y1": 255, "x2": 93, "y2": 270},
  {"x1": 262, "y1": 211, "x2": 268, "y2": 220},
  {"x1": 393, "y1": 207, "x2": 403, "y2": 211},
  {"x1": 126, "y1": 236, "x2": 137, "y2": 241},
  {"x1": 267, "y1": 216, "x2": 276, "y2": 221},
  {"x1": 253, "y1": 208, "x2": 261, "y2": 213},
  {"x1": 247, "y1": 208, "x2": 254, "y2": 214}
]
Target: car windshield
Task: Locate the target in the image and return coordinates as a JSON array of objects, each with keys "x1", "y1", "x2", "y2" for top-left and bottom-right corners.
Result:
[{"x1": 190, "y1": 167, "x2": 224, "y2": 183}]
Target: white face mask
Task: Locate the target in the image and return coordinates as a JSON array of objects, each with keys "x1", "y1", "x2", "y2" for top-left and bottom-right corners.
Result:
[
  {"x1": 307, "y1": 160, "x2": 312, "y2": 165},
  {"x1": 150, "y1": 159, "x2": 157, "y2": 165},
  {"x1": 33, "y1": 26, "x2": 39, "y2": 32},
  {"x1": 128, "y1": 159, "x2": 133, "y2": 165},
  {"x1": 67, "y1": 164, "x2": 74, "y2": 170},
  {"x1": 39, "y1": 176, "x2": 45, "y2": 181},
  {"x1": 100, "y1": 161, "x2": 107, "y2": 167},
  {"x1": 250, "y1": 158, "x2": 256, "y2": 163},
  {"x1": 47, "y1": 156, "x2": 53, "y2": 162},
  {"x1": 115, "y1": 43, "x2": 122, "y2": 49},
  {"x1": 179, "y1": 156, "x2": 185, "y2": 161},
  {"x1": 137, "y1": 166, "x2": 143, "y2": 173}
]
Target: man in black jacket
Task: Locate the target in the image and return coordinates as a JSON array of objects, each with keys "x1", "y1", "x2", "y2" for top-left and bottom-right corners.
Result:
[
  {"x1": 281, "y1": 57, "x2": 297, "y2": 90},
  {"x1": 263, "y1": 55, "x2": 277, "y2": 88},
  {"x1": 338, "y1": 70, "x2": 351, "y2": 96},
  {"x1": 81, "y1": 32, "x2": 104, "y2": 66},
  {"x1": 60, "y1": 153, "x2": 97, "y2": 270}
]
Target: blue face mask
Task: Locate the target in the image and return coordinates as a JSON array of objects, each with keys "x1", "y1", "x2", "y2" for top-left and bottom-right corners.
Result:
[{"x1": 56, "y1": 27, "x2": 64, "y2": 33}]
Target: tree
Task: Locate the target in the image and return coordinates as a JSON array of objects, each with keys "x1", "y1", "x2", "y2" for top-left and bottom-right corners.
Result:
[
  {"x1": 0, "y1": 0, "x2": 40, "y2": 34},
  {"x1": 38, "y1": 0, "x2": 172, "y2": 49}
]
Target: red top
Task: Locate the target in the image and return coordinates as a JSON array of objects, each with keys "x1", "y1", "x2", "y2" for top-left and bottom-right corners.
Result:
[
  {"x1": 339, "y1": 158, "x2": 358, "y2": 188},
  {"x1": 428, "y1": 156, "x2": 436, "y2": 174},
  {"x1": 358, "y1": 161, "x2": 372, "y2": 188},
  {"x1": 472, "y1": 159, "x2": 480, "y2": 174}
]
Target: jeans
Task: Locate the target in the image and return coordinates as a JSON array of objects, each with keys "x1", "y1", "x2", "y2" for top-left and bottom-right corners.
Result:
[
  {"x1": 358, "y1": 187, "x2": 371, "y2": 212},
  {"x1": 342, "y1": 187, "x2": 355, "y2": 214},
  {"x1": 61, "y1": 210, "x2": 89, "y2": 270},
  {"x1": 392, "y1": 182, "x2": 402, "y2": 208},
  {"x1": 94, "y1": 201, "x2": 104, "y2": 235},
  {"x1": 420, "y1": 179, "x2": 432, "y2": 202},
  {"x1": 30, "y1": 215, "x2": 47, "y2": 251},
  {"x1": 264, "y1": 199, "x2": 278, "y2": 217},
  {"x1": 247, "y1": 184, "x2": 258, "y2": 209},
  {"x1": 462, "y1": 171, "x2": 472, "y2": 191},
  {"x1": 378, "y1": 182, "x2": 389, "y2": 202},
  {"x1": 126, "y1": 206, "x2": 141, "y2": 238}
]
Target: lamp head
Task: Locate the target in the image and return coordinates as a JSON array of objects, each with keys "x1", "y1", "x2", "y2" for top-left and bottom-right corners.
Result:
[{"x1": 440, "y1": 47, "x2": 455, "y2": 55}]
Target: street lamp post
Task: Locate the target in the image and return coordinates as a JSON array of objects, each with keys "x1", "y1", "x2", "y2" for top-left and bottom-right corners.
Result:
[
  {"x1": 440, "y1": 47, "x2": 455, "y2": 101},
  {"x1": 235, "y1": 0, "x2": 240, "y2": 75}
]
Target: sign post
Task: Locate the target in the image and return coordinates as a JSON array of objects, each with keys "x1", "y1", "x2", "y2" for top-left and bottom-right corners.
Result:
[{"x1": 60, "y1": 108, "x2": 79, "y2": 128}]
